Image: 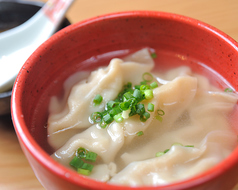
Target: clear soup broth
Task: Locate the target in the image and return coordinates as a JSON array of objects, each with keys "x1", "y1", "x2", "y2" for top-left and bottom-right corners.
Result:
[{"x1": 30, "y1": 48, "x2": 238, "y2": 186}]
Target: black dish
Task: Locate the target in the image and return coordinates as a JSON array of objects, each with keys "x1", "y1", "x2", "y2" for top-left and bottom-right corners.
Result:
[{"x1": 0, "y1": 0, "x2": 71, "y2": 115}]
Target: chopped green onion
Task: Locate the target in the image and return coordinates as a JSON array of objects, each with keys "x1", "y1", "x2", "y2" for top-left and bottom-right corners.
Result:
[
  {"x1": 136, "y1": 131, "x2": 144, "y2": 136},
  {"x1": 172, "y1": 143, "x2": 183, "y2": 146},
  {"x1": 109, "y1": 106, "x2": 122, "y2": 117},
  {"x1": 156, "y1": 143, "x2": 195, "y2": 158},
  {"x1": 147, "y1": 103, "x2": 154, "y2": 112},
  {"x1": 140, "y1": 84, "x2": 150, "y2": 91},
  {"x1": 140, "y1": 112, "x2": 150, "y2": 122},
  {"x1": 125, "y1": 82, "x2": 132, "y2": 88},
  {"x1": 134, "y1": 85, "x2": 141, "y2": 90},
  {"x1": 81, "y1": 163, "x2": 94, "y2": 172},
  {"x1": 103, "y1": 113, "x2": 114, "y2": 124},
  {"x1": 164, "y1": 149, "x2": 170, "y2": 153},
  {"x1": 155, "y1": 115, "x2": 163, "y2": 122},
  {"x1": 70, "y1": 148, "x2": 98, "y2": 176},
  {"x1": 120, "y1": 101, "x2": 131, "y2": 111},
  {"x1": 224, "y1": 88, "x2": 233, "y2": 92},
  {"x1": 70, "y1": 156, "x2": 84, "y2": 169},
  {"x1": 157, "y1": 109, "x2": 165, "y2": 116},
  {"x1": 151, "y1": 52, "x2": 157, "y2": 59},
  {"x1": 122, "y1": 109, "x2": 131, "y2": 119},
  {"x1": 90, "y1": 112, "x2": 102, "y2": 123},
  {"x1": 77, "y1": 168, "x2": 91, "y2": 176},
  {"x1": 114, "y1": 113, "x2": 124, "y2": 123},
  {"x1": 115, "y1": 82, "x2": 133, "y2": 102},
  {"x1": 150, "y1": 81, "x2": 158, "y2": 89},
  {"x1": 155, "y1": 109, "x2": 165, "y2": 122},
  {"x1": 85, "y1": 151, "x2": 97, "y2": 162},
  {"x1": 100, "y1": 120, "x2": 108, "y2": 129},
  {"x1": 155, "y1": 152, "x2": 164, "y2": 157},
  {"x1": 133, "y1": 89, "x2": 143, "y2": 100},
  {"x1": 136, "y1": 104, "x2": 145, "y2": 115},
  {"x1": 140, "y1": 81, "x2": 147, "y2": 85},
  {"x1": 142, "y1": 72, "x2": 153, "y2": 82},
  {"x1": 184, "y1": 145, "x2": 194, "y2": 148},
  {"x1": 77, "y1": 147, "x2": 87, "y2": 158},
  {"x1": 106, "y1": 100, "x2": 118, "y2": 110},
  {"x1": 144, "y1": 89, "x2": 153, "y2": 100},
  {"x1": 93, "y1": 94, "x2": 103, "y2": 106},
  {"x1": 123, "y1": 92, "x2": 133, "y2": 100},
  {"x1": 129, "y1": 105, "x2": 137, "y2": 117},
  {"x1": 89, "y1": 73, "x2": 165, "y2": 128}
]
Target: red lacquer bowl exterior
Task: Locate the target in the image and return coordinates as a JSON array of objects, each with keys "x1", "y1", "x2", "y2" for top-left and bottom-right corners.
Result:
[{"x1": 11, "y1": 11, "x2": 238, "y2": 190}]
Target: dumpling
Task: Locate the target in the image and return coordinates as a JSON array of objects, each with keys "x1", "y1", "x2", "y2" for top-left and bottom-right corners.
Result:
[
  {"x1": 122, "y1": 75, "x2": 197, "y2": 143},
  {"x1": 47, "y1": 48, "x2": 238, "y2": 186},
  {"x1": 50, "y1": 75, "x2": 198, "y2": 182},
  {"x1": 51, "y1": 122, "x2": 125, "y2": 164},
  {"x1": 109, "y1": 131, "x2": 237, "y2": 186},
  {"x1": 48, "y1": 48, "x2": 154, "y2": 150}
]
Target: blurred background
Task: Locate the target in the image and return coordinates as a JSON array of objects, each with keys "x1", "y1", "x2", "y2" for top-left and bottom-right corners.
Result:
[
  {"x1": 49, "y1": 0, "x2": 238, "y2": 41},
  {"x1": 0, "y1": 0, "x2": 237, "y2": 189}
]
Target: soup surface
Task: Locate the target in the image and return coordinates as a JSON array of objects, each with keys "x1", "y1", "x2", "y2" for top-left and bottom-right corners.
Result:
[{"x1": 47, "y1": 48, "x2": 238, "y2": 186}]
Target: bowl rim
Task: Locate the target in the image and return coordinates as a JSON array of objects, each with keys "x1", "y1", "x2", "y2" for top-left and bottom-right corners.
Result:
[{"x1": 11, "y1": 10, "x2": 238, "y2": 189}]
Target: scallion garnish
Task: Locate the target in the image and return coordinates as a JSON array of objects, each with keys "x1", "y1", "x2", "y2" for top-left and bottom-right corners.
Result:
[
  {"x1": 151, "y1": 52, "x2": 157, "y2": 59},
  {"x1": 106, "y1": 100, "x2": 118, "y2": 110},
  {"x1": 140, "y1": 84, "x2": 150, "y2": 91},
  {"x1": 114, "y1": 113, "x2": 124, "y2": 123},
  {"x1": 85, "y1": 151, "x2": 98, "y2": 162},
  {"x1": 155, "y1": 152, "x2": 164, "y2": 157},
  {"x1": 108, "y1": 106, "x2": 121, "y2": 116},
  {"x1": 136, "y1": 131, "x2": 144, "y2": 136},
  {"x1": 155, "y1": 143, "x2": 195, "y2": 157},
  {"x1": 90, "y1": 73, "x2": 165, "y2": 129},
  {"x1": 123, "y1": 91, "x2": 133, "y2": 100},
  {"x1": 70, "y1": 156, "x2": 84, "y2": 169},
  {"x1": 155, "y1": 115, "x2": 163, "y2": 122},
  {"x1": 136, "y1": 104, "x2": 145, "y2": 115},
  {"x1": 93, "y1": 94, "x2": 103, "y2": 106},
  {"x1": 150, "y1": 81, "x2": 158, "y2": 89},
  {"x1": 90, "y1": 112, "x2": 102, "y2": 123},
  {"x1": 103, "y1": 113, "x2": 114, "y2": 124},
  {"x1": 122, "y1": 109, "x2": 131, "y2": 119},
  {"x1": 133, "y1": 89, "x2": 143, "y2": 100},
  {"x1": 142, "y1": 72, "x2": 153, "y2": 82},
  {"x1": 157, "y1": 109, "x2": 165, "y2": 116},
  {"x1": 172, "y1": 143, "x2": 183, "y2": 146},
  {"x1": 140, "y1": 112, "x2": 150, "y2": 122},
  {"x1": 70, "y1": 147, "x2": 98, "y2": 176},
  {"x1": 120, "y1": 101, "x2": 131, "y2": 111},
  {"x1": 140, "y1": 81, "x2": 147, "y2": 85},
  {"x1": 81, "y1": 163, "x2": 94, "y2": 171},
  {"x1": 144, "y1": 89, "x2": 153, "y2": 100},
  {"x1": 77, "y1": 147, "x2": 87, "y2": 158},
  {"x1": 147, "y1": 103, "x2": 154, "y2": 112},
  {"x1": 77, "y1": 168, "x2": 91, "y2": 176},
  {"x1": 224, "y1": 88, "x2": 233, "y2": 92},
  {"x1": 184, "y1": 145, "x2": 194, "y2": 148},
  {"x1": 100, "y1": 120, "x2": 108, "y2": 129},
  {"x1": 164, "y1": 149, "x2": 170, "y2": 153},
  {"x1": 155, "y1": 109, "x2": 165, "y2": 122}
]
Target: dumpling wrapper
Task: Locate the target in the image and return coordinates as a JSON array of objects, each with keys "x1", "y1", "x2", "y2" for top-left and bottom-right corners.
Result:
[
  {"x1": 48, "y1": 48, "x2": 154, "y2": 150},
  {"x1": 48, "y1": 49, "x2": 238, "y2": 185},
  {"x1": 51, "y1": 75, "x2": 198, "y2": 182},
  {"x1": 109, "y1": 131, "x2": 237, "y2": 186}
]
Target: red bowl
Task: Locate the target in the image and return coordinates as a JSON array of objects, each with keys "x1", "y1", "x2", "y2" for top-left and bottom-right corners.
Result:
[{"x1": 11, "y1": 11, "x2": 238, "y2": 190}]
